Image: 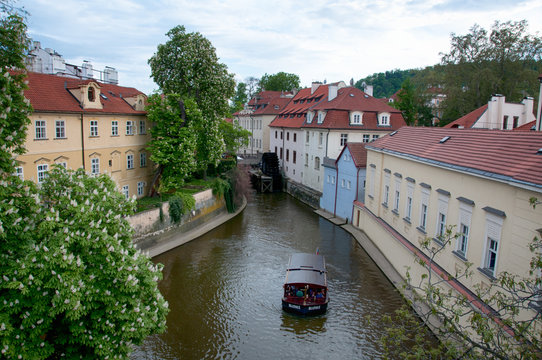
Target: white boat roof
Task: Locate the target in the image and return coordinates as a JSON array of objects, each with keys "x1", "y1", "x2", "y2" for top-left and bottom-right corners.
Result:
[{"x1": 285, "y1": 253, "x2": 327, "y2": 287}]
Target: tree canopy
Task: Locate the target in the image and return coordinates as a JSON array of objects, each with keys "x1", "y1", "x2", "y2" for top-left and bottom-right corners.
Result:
[
  {"x1": 393, "y1": 78, "x2": 434, "y2": 126},
  {"x1": 439, "y1": 20, "x2": 542, "y2": 124},
  {"x1": 355, "y1": 69, "x2": 417, "y2": 98},
  {"x1": 258, "y1": 72, "x2": 300, "y2": 92}
]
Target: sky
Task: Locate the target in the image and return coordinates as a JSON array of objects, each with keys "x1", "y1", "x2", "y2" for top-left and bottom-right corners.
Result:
[{"x1": 22, "y1": 0, "x2": 542, "y2": 95}]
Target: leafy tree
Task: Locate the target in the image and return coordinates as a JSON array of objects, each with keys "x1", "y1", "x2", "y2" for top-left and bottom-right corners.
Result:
[
  {"x1": 146, "y1": 93, "x2": 200, "y2": 192},
  {"x1": 148, "y1": 25, "x2": 235, "y2": 172},
  {"x1": 219, "y1": 119, "x2": 250, "y2": 155},
  {"x1": 0, "y1": 167, "x2": 169, "y2": 359},
  {"x1": 230, "y1": 81, "x2": 248, "y2": 114},
  {"x1": 393, "y1": 78, "x2": 434, "y2": 126},
  {"x1": 380, "y1": 222, "x2": 542, "y2": 359},
  {"x1": 245, "y1": 76, "x2": 259, "y2": 100},
  {"x1": 355, "y1": 69, "x2": 418, "y2": 98},
  {"x1": 258, "y1": 71, "x2": 300, "y2": 92},
  {"x1": 440, "y1": 20, "x2": 542, "y2": 125},
  {"x1": 0, "y1": 4, "x2": 31, "y2": 174}
]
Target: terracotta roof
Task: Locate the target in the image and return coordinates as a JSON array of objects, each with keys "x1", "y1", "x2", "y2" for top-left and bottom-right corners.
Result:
[
  {"x1": 444, "y1": 104, "x2": 488, "y2": 128},
  {"x1": 367, "y1": 127, "x2": 542, "y2": 189},
  {"x1": 22, "y1": 71, "x2": 146, "y2": 114},
  {"x1": 312, "y1": 87, "x2": 399, "y2": 113},
  {"x1": 253, "y1": 95, "x2": 292, "y2": 115},
  {"x1": 514, "y1": 120, "x2": 536, "y2": 131},
  {"x1": 303, "y1": 109, "x2": 405, "y2": 130},
  {"x1": 341, "y1": 142, "x2": 367, "y2": 168}
]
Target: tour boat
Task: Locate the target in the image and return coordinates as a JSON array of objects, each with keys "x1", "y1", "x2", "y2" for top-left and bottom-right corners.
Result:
[{"x1": 282, "y1": 252, "x2": 329, "y2": 315}]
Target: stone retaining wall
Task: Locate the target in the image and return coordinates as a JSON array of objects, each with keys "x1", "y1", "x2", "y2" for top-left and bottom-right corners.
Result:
[
  {"x1": 128, "y1": 189, "x2": 226, "y2": 244},
  {"x1": 284, "y1": 179, "x2": 322, "y2": 209}
]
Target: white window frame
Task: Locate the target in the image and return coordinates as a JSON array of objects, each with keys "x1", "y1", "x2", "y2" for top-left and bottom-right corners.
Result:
[
  {"x1": 14, "y1": 166, "x2": 23, "y2": 180},
  {"x1": 319, "y1": 132, "x2": 323, "y2": 146},
  {"x1": 91, "y1": 158, "x2": 99, "y2": 176},
  {"x1": 456, "y1": 203, "x2": 473, "y2": 258},
  {"x1": 363, "y1": 134, "x2": 370, "y2": 143},
  {"x1": 372, "y1": 134, "x2": 379, "y2": 141},
  {"x1": 314, "y1": 157, "x2": 320, "y2": 170},
  {"x1": 90, "y1": 120, "x2": 98, "y2": 137},
  {"x1": 383, "y1": 172, "x2": 390, "y2": 206},
  {"x1": 126, "y1": 121, "x2": 135, "y2": 135},
  {"x1": 393, "y1": 178, "x2": 401, "y2": 212},
  {"x1": 137, "y1": 181, "x2": 145, "y2": 196},
  {"x1": 139, "y1": 120, "x2": 146, "y2": 135},
  {"x1": 35, "y1": 120, "x2": 46, "y2": 139},
  {"x1": 405, "y1": 182, "x2": 414, "y2": 220},
  {"x1": 481, "y1": 213, "x2": 504, "y2": 277},
  {"x1": 379, "y1": 113, "x2": 390, "y2": 126},
  {"x1": 369, "y1": 166, "x2": 375, "y2": 198},
  {"x1": 55, "y1": 120, "x2": 65, "y2": 139},
  {"x1": 127, "y1": 154, "x2": 134, "y2": 169},
  {"x1": 37, "y1": 164, "x2": 48, "y2": 184},
  {"x1": 340, "y1": 133, "x2": 348, "y2": 147},
  {"x1": 317, "y1": 111, "x2": 324, "y2": 124},
  {"x1": 419, "y1": 188, "x2": 430, "y2": 230},
  {"x1": 351, "y1": 112, "x2": 363, "y2": 125},
  {"x1": 122, "y1": 185, "x2": 129, "y2": 199},
  {"x1": 111, "y1": 120, "x2": 118, "y2": 136},
  {"x1": 140, "y1": 152, "x2": 147, "y2": 167},
  {"x1": 435, "y1": 195, "x2": 449, "y2": 239}
]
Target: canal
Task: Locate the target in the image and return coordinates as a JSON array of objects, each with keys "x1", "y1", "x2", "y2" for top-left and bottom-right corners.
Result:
[{"x1": 132, "y1": 192, "x2": 406, "y2": 359}]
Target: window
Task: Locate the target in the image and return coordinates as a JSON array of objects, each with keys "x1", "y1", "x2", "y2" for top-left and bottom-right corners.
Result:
[
  {"x1": 275, "y1": 131, "x2": 277, "y2": 139},
  {"x1": 111, "y1": 120, "x2": 118, "y2": 136},
  {"x1": 294, "y1": 133, "x2": 297, "y2": 142},
  {"x1": 126, "y1": 121, "x2": 135, "y2": 135},
  {"x1": 139, "y1": 120, "x2": 146, "y2": 135},
  {"x1": 57, "y1": 162, "x2": 67, "y2": 169},
  {"x1": 317, "y1": 112, "x2": 324, "y2": 124},
  {"x1": 346, "y1": 180, "x2": 351, "y2": 190},
  {"x1": 286, "y1": 149, "x2": 289, "y2": 162},
  {"x1": 327, "y1": 175, "x2": 331, "y2": 183},
  {"x1": 394, "y1": 189, "x2": 400, "y2": 212},
  {"x1": 419, "y1": 188, "x2": 430, "y2": 230},
  {"x1": 340, "y1": 133, "x2": 348, "y2": 147},
  {"x1": 341, "y1": 179, "x2": 345, "y2": 188},
  {"x1": 352, "y1": 113, "x2": 361, "y2": 124},
  {"x1": 319, "y1": 132, "x2": 323, "y2": 146},
  {"x1": 306, "y1": 131, "x2": 310, "y2": 143},
  {"x1": 293, "y1": 151, "x2": 296, "y2": 164},
  {"x1": 287, "y1": 132, "x2": 290, "y2": 141},
  {"x1": 481, "y1": 213, "x2": 504, "y2": 277},
  {"x1": 140, "y1": 152, "x2": 147, "y2": 167},
  {"x1": 372, "y1": 134, "x2": 379, "y2": 141},
  {"x1": 502, "y1": 116, "x2": 508, "y2": 130},
  {"x1": 331, "y1": 176, "x2": 335, "y2": 185},
  {"x1": 127, "y1": 154, "x2": 134, "y2": 169},
  {"x1": 383, "y1": 171, "x2": 390, "y2": 206},
  {"x1": 435, "y1": 194, "x2": 449, "y2": 240},
  {"x1": 55, "y1": 120, "x2": 65, "y2": 138},
  {"x1": 91, "y1": 158, "x2": 99, "y2": 175},
  {"x1": 437, "y1": 212, "x2": 446, "y2": 238},
  {"x1": 280, "y1": 147, "x2": 283, "y2": 159},
  {"x1": 420, "y1": 204, "x2": 428, "y2": 229},
  {"x1": 280, "y1": 131, "x2": 283, "y2": 140},
  {"x1": 456, "y1": 202, "x2": 473, "y2": 258},
  {"x1": 363, "y1": 134, "x2": 370, "y2": 143},
  {"x1": 35, "y1": 120, "x2": 46, "y2": 139},
  {"x1": 307, "y1": 112, "x2": 313, "y2": 123},
  {"x1": 379, "y1": 113, "x2": 390, "y2": 126},
  {"x1": 122, "y1": 185, "x2": 129, "y2": 199},
  {"x1": 305, "y1": 154, "x2": 308, "y2": 167},
  {"x1": 88, "y1": 87, "x2": 95, "y2": 101},
  {"x1": 37, "y1": 164, "x2": 48, "y2": 184},
  {"x1": 14, "y1": 166, "x2": 23, "y2": 180},
  {"x1": 315, "y1": 157, "x2": 320, "y2": 170},
  {"x1": 90, "y1": 120, "x2": 98, "y2": 137},
  {"x1": 369, "y1": 166, "x2": 375, "y2": 198},
  {"x1": 137, "y1": 181, "x2": 145, "y2": 196},
  {"x1": 405, "y1": 182, "x2": 414, "y2": 221}
]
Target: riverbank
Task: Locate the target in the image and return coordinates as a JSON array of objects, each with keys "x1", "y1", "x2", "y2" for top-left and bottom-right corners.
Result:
[{"x1": 136, "y1": 196, "x2": 247, "y2": 258}]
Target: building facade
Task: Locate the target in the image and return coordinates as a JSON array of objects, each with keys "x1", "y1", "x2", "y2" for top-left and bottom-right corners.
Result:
[
  {"x1": 353, "y1": 127, "x2": 542, "y2": 323},
  {"x1": 16, "y1": 71, "x2": 153, "y2": 199}
]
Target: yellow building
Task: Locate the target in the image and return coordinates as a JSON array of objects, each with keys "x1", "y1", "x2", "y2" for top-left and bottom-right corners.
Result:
[
  {"x1": 15, "y1": 71, "x2": 153, "y2": 198},
  {"x1": 353, "y1": 127, "x2": 542, "y2": 322}
]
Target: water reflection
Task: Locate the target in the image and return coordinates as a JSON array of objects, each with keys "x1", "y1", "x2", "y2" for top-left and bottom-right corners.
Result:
[{"x1": 132, "y1": 193, "x2": 406, "y2": 359}]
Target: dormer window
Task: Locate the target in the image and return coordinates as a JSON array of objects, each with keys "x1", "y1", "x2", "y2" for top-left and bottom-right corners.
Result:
[
  {"x1": 88, "y1": 87, "x2": 95, "y2": 102},
  {"x1": 351, "y1": 111, "x2": 363, "y2": 125},
  {"x1": 379, "y1": 113, "x2": 391, "y2": 126},
  {"x1": 307, "y1": 112, "x2": 314, "y2": 123},
  {"x1": 317, "y1": 111, "x2": 324, "y2": 124}
]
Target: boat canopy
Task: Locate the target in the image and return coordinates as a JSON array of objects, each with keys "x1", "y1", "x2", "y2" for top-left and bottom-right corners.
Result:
[{"x1": 284, "y1": 253, "x2": 327, "y2": 287}]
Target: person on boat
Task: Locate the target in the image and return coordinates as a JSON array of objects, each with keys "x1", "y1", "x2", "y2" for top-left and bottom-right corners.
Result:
[
  {"x1": 316, "y1": 290, "x2": 324, "y2": 301},
  {"x1": 296, "y1": 289, "x2": 304, "y2": 297}
]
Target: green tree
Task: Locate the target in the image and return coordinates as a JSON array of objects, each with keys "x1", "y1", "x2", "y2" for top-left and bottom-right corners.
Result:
[
  {"x1": 219, "y1": 119, "x2": 250, "y2": 155},
  {"x1": 380, "y1": 222, "x2": 542, "y2": 359},
  {"x1": 0, "y1": 167, "x2": 170, "y2": 359},
  {"x1": 355, "y1": 69, "x2": 417, "y2": 98},
  {"x1": 394, "y1": 78, "x2": 434, "y2": 126},
  {"x1": 0, "y1": 4, "x2": 31, "y2": 174},
  {"x1": 440, "y1": 20, "x2": 542, "y2": 125},
  {"x1": 258, "y1": 72, "x2": 300, "y2": 92},
  {"x1": 230, "y1": 81, "x2": 247, "y2": 115},
  {"x1": 146, "y1": 94, "x2": 200, "y2": 192},
  {"x1": 148, "y1": 25, "x2": 236, "y2": 172}
]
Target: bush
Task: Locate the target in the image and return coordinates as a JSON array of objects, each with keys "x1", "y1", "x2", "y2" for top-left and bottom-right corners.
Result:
[{"x1": 168, "y1": 193, "x2": 196, "y2": 223}]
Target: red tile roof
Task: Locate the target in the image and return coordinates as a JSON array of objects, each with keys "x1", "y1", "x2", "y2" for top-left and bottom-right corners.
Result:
[
  {"x1": 367, "y1": 127, "x2": 542, "y2": 188},
  {"x1": 312, "y1": 87, "x2": 399, "y2": 113},
  {"x1": 303, "y1": 109, "x2": 405, "y2": 130},
  {"x1": 22, "y1": 71, "x2": 146, "y2": 114},
  {"x1": 513, "y1": 120, "x2": 536, "y2": 131},
  {"x1": 342, "y1": 142, "x2": 367, "y2": 168},
  {"x1": 444, "y1": 104, "x2": 488, "y2": 128}
]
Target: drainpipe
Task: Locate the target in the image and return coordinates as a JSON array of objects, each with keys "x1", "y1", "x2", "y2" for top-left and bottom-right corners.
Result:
[
  {"x1": 80, "y1": 113, "x2": 85, "y2": 169},
  {"x1": 536, "y1": 74, "x2": 542, "y2": 131},
  {"x1": 333, "y1": 161, "x2": 338, "y2": 217}
]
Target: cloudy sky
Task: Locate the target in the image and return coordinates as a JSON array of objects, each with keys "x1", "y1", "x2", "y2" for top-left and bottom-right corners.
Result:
[{"x1": 22, "y1": 0, "x2": 542, "y2": 94}]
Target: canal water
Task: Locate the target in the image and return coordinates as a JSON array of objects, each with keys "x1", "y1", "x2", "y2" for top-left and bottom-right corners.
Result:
[{"x1": 132, "y1": 193, "x2": 406, "y2": 359}]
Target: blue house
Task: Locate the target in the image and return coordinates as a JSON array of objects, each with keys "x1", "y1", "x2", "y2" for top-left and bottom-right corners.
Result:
[{"x1": 320, "y1": 143, "x2": 367, "y2": 222}]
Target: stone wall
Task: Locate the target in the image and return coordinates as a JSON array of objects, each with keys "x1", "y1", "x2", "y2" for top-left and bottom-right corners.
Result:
[
  {"x1": 284, "y1": 179, "x2": 322, "y2": 209},
  {"x1": 128, "y1": 189, "x2": 226, "y2": 243}
]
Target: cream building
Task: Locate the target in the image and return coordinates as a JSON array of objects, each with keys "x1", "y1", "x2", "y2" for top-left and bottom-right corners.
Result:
[
  {"x1": 15, "y1": 71, "x2": 153, "y2": 199},
  {"x1": 353, "y1": 127, "x2": 542, "y2": 324}
]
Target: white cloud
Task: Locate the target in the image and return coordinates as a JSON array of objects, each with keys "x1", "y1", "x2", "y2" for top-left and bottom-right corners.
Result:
[{"x1": 23, "y1": 0, "x2": 542, "y2": 94}]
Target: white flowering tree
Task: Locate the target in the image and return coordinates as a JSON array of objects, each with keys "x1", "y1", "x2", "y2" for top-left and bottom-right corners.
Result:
[
  {"x1": 148, "y1": 25, "x2": 236, "y2": 175},
  {"x1": 1, "y1": 167, "x2": 169, "y2": 359}
]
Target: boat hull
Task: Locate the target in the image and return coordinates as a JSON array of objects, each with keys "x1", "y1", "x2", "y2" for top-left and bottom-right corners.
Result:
[{"x1": 282, "y1": 299, "x2": 328, "y2": 315}]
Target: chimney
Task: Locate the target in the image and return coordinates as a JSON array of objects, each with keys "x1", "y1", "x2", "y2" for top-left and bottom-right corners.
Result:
[
  {"x1": 328, "y1": 84, "x2": 338, "y2": 101},
  {"x1": 311, "y1": 81, "x2": 321, "y2": 94},
  {"x1": 365, "y1": 85, "x2": 373, "y2": 97}
]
